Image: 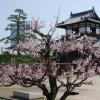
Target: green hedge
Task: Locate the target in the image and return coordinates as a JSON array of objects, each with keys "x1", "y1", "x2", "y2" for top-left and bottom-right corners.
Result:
[{"x1": 0, "y1": 54, "x2": 39, "y2": 64}]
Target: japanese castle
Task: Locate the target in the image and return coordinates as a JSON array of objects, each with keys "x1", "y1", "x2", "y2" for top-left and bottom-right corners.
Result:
[{"x1": 57, "y1": 7, "x2": 100, "y2": 38}]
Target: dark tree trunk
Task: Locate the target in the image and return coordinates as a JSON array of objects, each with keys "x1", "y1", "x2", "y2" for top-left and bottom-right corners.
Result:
[
  {"x1": 16, "y1": 16, "x2": 21, "y2": 56},
  {"x1": 60, "y1": 91, "x2": 69, "y2": 100},
  {"x1": 17, "y1": 49, "x2": 21, "y2": 55},
  {"x1": 47, "y1": 76, "x2": 58, "y2": 100}
]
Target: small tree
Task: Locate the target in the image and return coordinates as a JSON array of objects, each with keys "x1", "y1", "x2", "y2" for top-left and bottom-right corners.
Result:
[
  {"x1": 0, "y1": 9, "x2": 32, "y2": 55},
  {"x1": 0, "y1": 18, "x2": 98, "y2": 100}
]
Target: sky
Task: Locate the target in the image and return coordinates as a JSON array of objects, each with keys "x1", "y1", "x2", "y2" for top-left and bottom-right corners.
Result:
[{"x1": 0, "y1": 0, "x2": 100, "y2": 51}]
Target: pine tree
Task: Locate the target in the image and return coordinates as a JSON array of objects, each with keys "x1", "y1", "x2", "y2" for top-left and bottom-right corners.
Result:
[{"x1": 1, "y1": 9, "x2": 31, "y2": 55}]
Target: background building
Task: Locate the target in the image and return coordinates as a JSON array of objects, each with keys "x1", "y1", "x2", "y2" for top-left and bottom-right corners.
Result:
[{"x1": 57, "y1": 7, "x2": 100, "y2": 38}]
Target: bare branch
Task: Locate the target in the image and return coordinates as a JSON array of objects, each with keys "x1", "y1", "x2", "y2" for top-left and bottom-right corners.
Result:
[{"x1": 32, "y1": 18, "x2": 46, "y2": 38}]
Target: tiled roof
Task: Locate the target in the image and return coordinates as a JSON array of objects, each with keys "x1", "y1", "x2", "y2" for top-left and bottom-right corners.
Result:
[
  {"x1": 57, "y1": 13, "x2": 89, "y2": 27},
  {"x1": 56, "y1": 8, "x2": 100, "y2": 28},
  {"x1": 70, "y1": 10, "x2": 92, "y2": 18}
]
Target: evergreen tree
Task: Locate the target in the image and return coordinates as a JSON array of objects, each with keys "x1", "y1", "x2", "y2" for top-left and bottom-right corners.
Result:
[{"x1": 1, "y1": 9, "x2": 31, "y2": 55}]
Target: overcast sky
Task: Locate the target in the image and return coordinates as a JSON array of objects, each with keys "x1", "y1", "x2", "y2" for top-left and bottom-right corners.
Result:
[{"x1": 0, "y1": 0, "x2": 99, "y2": 49}]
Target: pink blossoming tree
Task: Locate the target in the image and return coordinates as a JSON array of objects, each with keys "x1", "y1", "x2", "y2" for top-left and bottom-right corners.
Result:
[{"x1": 0, "y1": 18, "x2": 99, "y2": 100}]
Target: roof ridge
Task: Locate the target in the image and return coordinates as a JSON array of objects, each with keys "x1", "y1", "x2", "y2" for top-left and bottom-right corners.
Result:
[{"x1": 70, "y1": 9, "x2": 93, "y2": 18}]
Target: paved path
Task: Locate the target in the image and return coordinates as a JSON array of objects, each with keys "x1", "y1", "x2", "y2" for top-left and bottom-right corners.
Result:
[
  {"x1": 1, "y1": 76, "x2": 100, "y2": 100},
  {"x1": 56, "y1": 75, "x2": 100, "y2": 100}
]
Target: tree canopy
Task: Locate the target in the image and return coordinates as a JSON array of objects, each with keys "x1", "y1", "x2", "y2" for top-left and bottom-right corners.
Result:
[
  {"x1": 0, "y1": 9, "x2": 33, "y2": 55},
  {"x1": 0, "y1": 17, "x2": 100, "y2": 100}
]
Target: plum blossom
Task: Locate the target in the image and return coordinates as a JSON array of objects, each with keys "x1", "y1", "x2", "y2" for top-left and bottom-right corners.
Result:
[
  {"x1": 17, "y1": 39, "x2": 41, "y2": 57},
  {"x1": 1, "y1": 17, "x2": 100, "y2": 100}
]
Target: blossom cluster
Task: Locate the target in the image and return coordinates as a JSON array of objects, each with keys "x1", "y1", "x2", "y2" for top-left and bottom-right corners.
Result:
[
  {"x1": 0, "y1": 64, "x2": 46, "y2": 86},
  {"x1": 51, "y1": 35, "x2": 96, "y2": 54},
  {"x1": 17, "y1": 39, "x2": 41, "y2": 57},
  {"x1": 1, "y1": 31, "x2": 100, "y2": 88}
]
